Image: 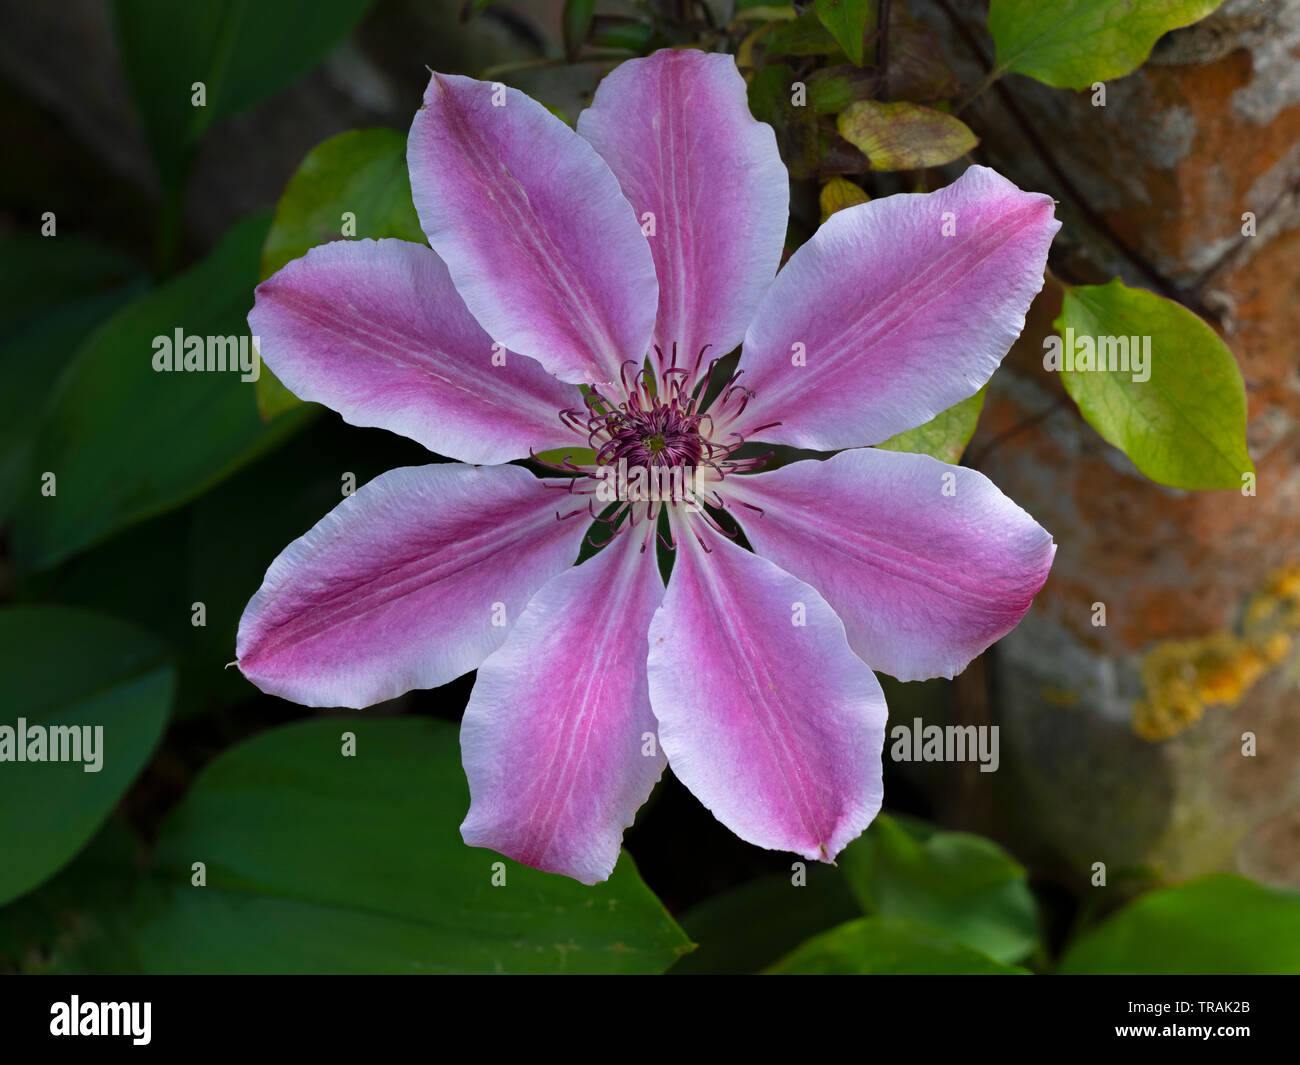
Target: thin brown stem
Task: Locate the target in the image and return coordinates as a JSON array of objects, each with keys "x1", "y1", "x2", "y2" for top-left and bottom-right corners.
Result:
[
  {"x1": 877, "y1": 0, "x2": 892, "y2": 99},
  {"x1": 967, "y1": 396, "x2": 1070, "y2": 470}
]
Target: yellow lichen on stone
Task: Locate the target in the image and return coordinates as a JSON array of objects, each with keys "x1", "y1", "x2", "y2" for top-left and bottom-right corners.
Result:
[{"x1": 1133, "y1": 563, "x2": 1300, "y2": 741}]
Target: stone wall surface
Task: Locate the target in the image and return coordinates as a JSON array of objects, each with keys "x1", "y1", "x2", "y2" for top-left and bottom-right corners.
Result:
[{"x1": 914, "y1": 0, "x2": 1300, "y2": 885}]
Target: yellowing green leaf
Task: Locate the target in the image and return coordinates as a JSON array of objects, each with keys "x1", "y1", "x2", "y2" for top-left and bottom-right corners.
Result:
[
  {"x1": 988, "y1": 0, "x2": 1225, "y2": 90},
  {"x1": 819, "y1": 176, "x2": 871, "y2": 221},
  {"x1": 837, "y1": 100, "x2": 977, "y2": 171},
  {"x1": 1054, "y1": 279, "x2": 1252, "y2": 490}
]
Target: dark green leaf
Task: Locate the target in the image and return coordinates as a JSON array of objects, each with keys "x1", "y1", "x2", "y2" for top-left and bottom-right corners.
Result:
[
  {"x1": 748, "y1": 63, "x2": 820, "y2": 181},
  {"x1": 1060, "y1": 875, "x2": 1300, "y2": 974},
  {"x1": 0, "y1": 238, "x2": 147, "y2": 522},
  {"x1": 0, "y1": 237, "x2": 137, "y2": 333},
  {"x1": 886, "y1": 2, "x2": 960, "y2": 100},
  {"x1": 112, "y1": 0, "x2": 377, "y2": 183},
  {"x1": 15, "y1": 423, "x2": 431, "y2": 719},
  {"x1": 671, "y1": 869, "x2": 861, "y2": 974},
  {"x1": 11, "y1": 212, "x2": 312, "y2": 573},
  {"x1": 763, "y1": 11, "x2": 845, "y2": 59},
  {"x1": 806, "y1": 65, "x2": 879, "y2": 114},
  {"x1": 116, "y1": 717, "x2": 691, "y2": 973},
  {"x1": 589, "y1": 17, "x2": 654, "y2": 53},
  {"x1": 0, "y1": 819, "x2": 145, "y2": 973},
  {"x1": 838, "y1": 814, "x2": 1039, "y2": 963},
  {"x1": 766, "y1": 916, "x2": 1030, "y2": 974},
  {"x1": 0, "y1": 607, "x2": 174, "y2": 907},
  {"x1": 562, "y1": 0, "x2": 597, "y2": 61}
]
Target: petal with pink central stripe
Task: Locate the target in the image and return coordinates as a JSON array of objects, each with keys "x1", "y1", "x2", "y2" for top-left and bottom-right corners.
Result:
[
  {"x1": 577, "y1": 49, "x2": 788, "y2": 362},
  {"x1": 249, "y1": 239, "x2": 581, "y2": 464},
  {"x1": 237, "y1": 463, "x2": 585, "y2": 708},
  {"x1": 730, "y1": 165, "x2": 1059, "y2": 451},
  {"x1": 408, "y1": 72, "x2": 658, "y2": 386},
  {"x1": 647, "y1": 517, "x2": 886, "y2": 862},
  {"x1": 460, "y1": 531, "x2": 666, "y2": 885},
  {"x1": 725, "y1": 448, "x2": 1055, "y2": 682}
]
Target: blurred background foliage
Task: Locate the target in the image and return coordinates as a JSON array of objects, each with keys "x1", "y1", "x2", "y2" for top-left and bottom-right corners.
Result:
[{"x1": 0, "y1": 0, "x2": 1294, "y2": 975}]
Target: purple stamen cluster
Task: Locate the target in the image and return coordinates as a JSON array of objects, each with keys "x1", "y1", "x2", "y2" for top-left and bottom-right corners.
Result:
[{"x1": 544, "y1": 344, "x2": 779, "y2": 551}]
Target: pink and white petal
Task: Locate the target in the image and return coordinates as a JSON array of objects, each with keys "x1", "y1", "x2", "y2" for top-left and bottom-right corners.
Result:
[
  {"x1": 249, "y1": 239, "x2": 581, "y2": 465},
  {"x1": 237, "y1": 463, "x2": 585, "y2": 708},
  {"x1": 724, "y1": 448, "x2": 1055, "y2": 683},
  {"x1": 408, "y1": 72, "x2": 658, "y2": 386},
  {"x1": 577, "y1": 49, "x2": 788, "y2": 361},
  {"x1": 729, "y1": 165, "x2": 1059, "y2": 451},
  {"x1": 647, "y1": 516, "x2": 886, "y2": 862},
  {"x1": 460, "y1": 531, "x2": 666, "y2": 885}
]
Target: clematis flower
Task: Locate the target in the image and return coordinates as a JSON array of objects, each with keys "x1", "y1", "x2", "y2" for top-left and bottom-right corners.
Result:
[{"x1": 237, "y1": 49, "x2": 1060, "y2": 885}]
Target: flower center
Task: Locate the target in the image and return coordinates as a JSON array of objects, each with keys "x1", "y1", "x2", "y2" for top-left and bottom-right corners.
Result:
[
  {"x1": 601, "y1": 395, "x2": 704, "y2": 470},
  {"x1": 545, "y1": 345, "x2": 781, "y2": 551}
]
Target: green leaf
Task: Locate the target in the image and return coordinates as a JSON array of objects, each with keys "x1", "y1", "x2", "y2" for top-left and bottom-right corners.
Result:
[
  {"x1": 838, "y1": 814, "x2": 1039, "y2": 963},
  {"x1": 15, "y1": 424, "x2": 432, "y2": 720},
  {"x1": 0, "y1": 819, "x2": 144, "y2": 973},
  {"x1": 1060, "y1": 875, "x2": 1300, "y2": 974},
  {"x1": 837, "y1": 100, "x2": 977, "y2": 171},
  {"x1": 0, "y1": 238, "x2": 146, "y2": 522},
  {"x1": 533, "y1": 446, "x2": 600, "y2": 468},
  {"x1": 260, "y1": 130, "x2": 424, "y2": 279},
  {"x1": 736, "y1": 0, "x2": 795, "y2": 15},
  {"x1": 876, "y1": 387, "x2": 986, "y2": 464},
  {"x1": 671, "y1": 869, "x2": 861, "y2": 974},
  {"x1": 0, "y1": 237, "x2": 138, "y2": 333},
  {"x1": 766, "y1": 916, "x2": 1029, "y2": 974},
  {"x1": 886, "y1": 1, "x2": 960, "y2": 101},
  {"x1": 118, "y1": 717, "x2": 691, "y2": 974},
  {"x1": 806, "y1": 64, "x2": 879, "y2": 114},
  {"x1": 257, "y1": 128, "x2": 426, "y2": 418},
  {"x1": 1054, "y1": 278, "x2": 1252, "y2": 490},
  {"x1": 111, "y1": 0, "x2": 377, "y2": 183},
  {"x1": 813, "y1": 0, "x2": 875, "y2": 66},
  {"x1": 748, "y1": 63, "x2": 820, "y2": 181},
  {"x1": 763, "y1": 11, "x2": 845, "y2": 59},
  {"x1": 11, "y1": 212, "x2": 312, "y2": 573},
  {"x1": 0, "y1": 607, "x2": 174, "y2": 907},
  {"x1": 589, "y1": 18, "x2": 654, "y2": 53},
  {"x1": 562, "y1": 0, "x2": 597, "y2": 61},
  {"x1": 987, "y1": 0, "x2": 1225, "y2": 90}
]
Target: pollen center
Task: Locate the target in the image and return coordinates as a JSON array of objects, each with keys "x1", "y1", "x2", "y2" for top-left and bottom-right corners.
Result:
[
  {"x1": 549, "y1": 346, "x2": 780, "y2": 550},
  {"x1": 603, "y1": 401, "x2": 704, "y2": 471}
]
